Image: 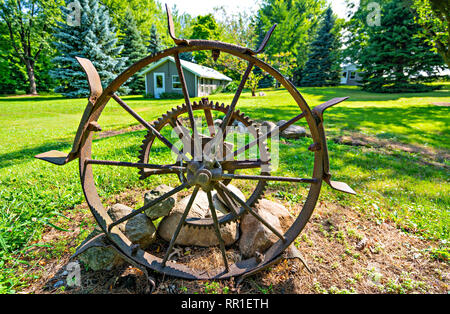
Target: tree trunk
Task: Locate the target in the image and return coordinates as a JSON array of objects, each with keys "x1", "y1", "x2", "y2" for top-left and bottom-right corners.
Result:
[{"x1": 25, "y1": 60, "x2": 38, "y2": 95}]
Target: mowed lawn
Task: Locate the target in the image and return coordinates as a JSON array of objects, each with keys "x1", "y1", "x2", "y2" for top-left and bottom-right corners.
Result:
[{"x1": 0, "y1": 85, "x2": 449, "y2": 293}]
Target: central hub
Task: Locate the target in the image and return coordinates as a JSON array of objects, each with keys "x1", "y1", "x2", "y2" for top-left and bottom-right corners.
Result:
[
  {"x1": 197, "y1": 168, "x2": 212, "y2": 184},
  {"x1": 186, "y1": 160, "x2": 221, "y2": 191}
]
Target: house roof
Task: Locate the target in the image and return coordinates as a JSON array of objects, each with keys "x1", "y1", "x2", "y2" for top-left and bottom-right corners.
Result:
[{"x1": 140, "y1": 56, "x2": 232, "y2": 81}]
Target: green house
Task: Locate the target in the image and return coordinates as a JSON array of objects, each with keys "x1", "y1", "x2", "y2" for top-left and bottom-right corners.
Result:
[{"x1": 141, "y1": 56, "x2": 232, "y2": 98}]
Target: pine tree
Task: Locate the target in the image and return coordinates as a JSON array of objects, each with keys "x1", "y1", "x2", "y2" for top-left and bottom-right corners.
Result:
[
  {"x1": 51, "y1": 0, "x2": 127, "y2": 98},
  {"x1": 147, "y1": 24, "x2": 163, "y2": 55},
  {"x1": 300, "y1": 7, "x2": 341, "y2": 87},
  {"x1": 358, "y1": 0, "x2": 444, "y2": 92},
  {"x1": 119, "y1": 10, "x2": 147, "y2": 94}
]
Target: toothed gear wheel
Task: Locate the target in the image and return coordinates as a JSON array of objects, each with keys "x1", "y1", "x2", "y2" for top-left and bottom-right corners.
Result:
[{"x1": 137, "y1": 98, "x2": 270, "y2": 228}]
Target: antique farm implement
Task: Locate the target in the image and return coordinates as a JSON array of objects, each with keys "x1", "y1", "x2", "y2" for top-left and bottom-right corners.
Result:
[{"x1": 35, "y1": 5, "x2": 355, "y2": 282}]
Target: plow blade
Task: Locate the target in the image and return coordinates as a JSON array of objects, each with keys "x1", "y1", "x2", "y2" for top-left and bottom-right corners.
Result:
[{"x1": 35, "y1": 150, "x2": 74, "y2": 166}]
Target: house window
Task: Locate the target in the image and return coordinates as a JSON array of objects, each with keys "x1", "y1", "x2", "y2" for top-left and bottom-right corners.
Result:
[
  {"x1": 156, "y1": 75, "x2": 164, "y2": 88},
  {"x1": 342, "y1": 72, "x2": 347, "y2": 78},
  {"x1": 172, "y1": 75, "x2": 182, "y2": 89},
  {"x1": 350, "y1": 71, "x2": 356, "y2": 79}
]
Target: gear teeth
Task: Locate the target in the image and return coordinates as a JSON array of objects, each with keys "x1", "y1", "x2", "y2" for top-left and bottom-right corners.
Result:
[{"x1": 138, "y1": 101, "x2": 270, "y2": 224}]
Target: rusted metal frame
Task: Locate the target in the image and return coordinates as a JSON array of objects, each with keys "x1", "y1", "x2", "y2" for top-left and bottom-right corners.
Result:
[
  {"x1": 220, "y1": 173, "x2": 317, "y2": 184},
  {"x1": 83, "y1": 42, "x2": 317, "y2": 157},
  {"x1": 168, "y1": 117, "x2": 191, "y2": 140},
  {"x1": 140, "y1": 169, "x2": 185, "y2": 177},
  {"x1": 204, "y1": 108, "x2": 216, "y2": 137},
  {"x1": 61, "y1": 40, "x2": 317, "y2": 164},
  {"x1": 168, "y1": 117, "x2": 194, "y2": 156},
  {"x1": 111, "y1": 93, "x2": 190, "y2": 163},
  {"x1": 214, "y1": 186, "x2": 240, "y2": 216},
  {"x1": 217, "y1": 182, "x2": 286, "y2": 242},
  {"x1": 107, "y1": 182, "x2": 189, "y2": 233},
  {"x1": 165, "y1": 4, "x2": 189, "y2": 46},
  {"x1": 311, "y1": 97, "x2": 356, "y2": 195},
  {"x1": 226, "y1": 111, "x2": 307, "y2": 161},
  {"x1": 207, "y1": 191, "x2": 229, "y2": 272},
  {"x1": 162, "y1": 186, "x2": 199, "y2": 267},
  {"x1": 254, "y1": 24, "x2": 277, "y2": 54},
  {"x1": 85, "y1": 158, "x2": 186, "y2": 172},
  {"x1": 173, "y1": 53, "x2": 203, "y2": 161},
  {"x1": 217, "y1": 62, "x2": 254, "y2": 143},
  {"x1": 74, "y1": 42, "x2": 325, "y2": 280},
  {"x1": 221, "y1": 160, "x2": 267, "y2": 171}
]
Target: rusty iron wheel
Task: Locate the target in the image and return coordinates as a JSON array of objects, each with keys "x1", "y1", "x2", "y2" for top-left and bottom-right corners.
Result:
[
  {"x1": 35, "y1": 6, "x2": 356, "y2": 280},
  {"x1": 77, "y1": 44, "x2": 324, "y2": 280},
  {"x1": 137, "y1": 98, "x2": 271, "y2": 229}
]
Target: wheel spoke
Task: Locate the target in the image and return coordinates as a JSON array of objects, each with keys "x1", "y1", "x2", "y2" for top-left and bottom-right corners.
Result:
[
  {"x1": 220, "y1": 173, "x2": 317, "y2": 184},
  {"x1": 162, "y1": 186, "x2": 199, "y2": 267},
  {"x1": 168, "y1": 117, "x2": 194, "y2": 156},
  {"x1": 221, "y1": 160, "x2": 267, "y2": 171},
  {"x1": 217, "y1": 182, "x2": 286, "y2": 242},
  {"x1": 174, "y1": 54, "x2": 203, "y2": 160},
  {"x1": 207, "y1": 191, "x2": 229, "y2": 272},
  {"x1": 204, "y1": 108, "x2": 216, "y2": 137},
  {"x1": 168, "y1": 117, "x2": 191, "y2": 140},
  {"x1": 111, "y1": 93, "x2": 190, "y2": 162},
  {"x1": 208, "y1": 62, "x2": 254, "y2": 158},
  {"x1": 215, "y1": 186, "x2": 240, "y2": 216},
  {"x1": 108, "y1": 183, "x2": 189, "y2": 233},
  {"x1": 219, "y1": 62, "x2": 254, "y2": 135},
  {"x1": 86, "y1": 158, "x2": 186, "y2": 172},
  {"x1": 225, "y1": 111, "x2": 307, "y2": 160}
]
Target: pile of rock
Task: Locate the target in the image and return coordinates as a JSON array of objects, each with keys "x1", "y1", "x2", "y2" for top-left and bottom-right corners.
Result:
[{"x1": 77, "y1": 184, "x2": 294, "y2": 270}]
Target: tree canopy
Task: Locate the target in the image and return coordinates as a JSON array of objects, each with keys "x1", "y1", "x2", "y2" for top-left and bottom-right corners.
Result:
[{"x1": 347, "y1": 0, "x2": 445, "y2": 92}]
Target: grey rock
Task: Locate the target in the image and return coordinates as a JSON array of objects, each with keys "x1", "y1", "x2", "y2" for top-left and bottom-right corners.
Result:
[
  {"x1": 239, "y1": 199, "x2": 293, "y2": 258},
  {"x1": 259, "y1": 92, "x2": 266, "y2": 96},
  {"x1": 277, "y1": 120, "x2": 306, "y2": 139},
  {"x1": 158, "y1": 191, "x2": 239, "y2": 247},
  {"x1": 144, "y1": 185, "x2": 178, "y2": 220},
  {"x1": 260, "y1": 121, "x2": 277, "y2": 134},
  {"x1": 53, "y1": 280, "x2": 65, "y2": 288},
  {"x1": 108, "y1": 203, "x2": 157, "y2": 249},
  {"x1": 77, "y1": 233, "x2": 125, "y2": 271}
]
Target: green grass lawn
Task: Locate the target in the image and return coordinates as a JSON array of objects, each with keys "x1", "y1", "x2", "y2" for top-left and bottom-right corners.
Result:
[{"x1": 0, "y1": 85, "x2": 449, "y2": 293}]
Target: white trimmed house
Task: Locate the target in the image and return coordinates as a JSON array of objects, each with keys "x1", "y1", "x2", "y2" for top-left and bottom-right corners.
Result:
[
  {"x1": 141, "y1": 56, "x2": 232, "y2": 98},
  {"x1": 341, "y1": 64, "x2": 363, "y2": 85}
]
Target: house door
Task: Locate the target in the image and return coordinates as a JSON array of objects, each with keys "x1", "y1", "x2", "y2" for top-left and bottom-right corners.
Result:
[{"x1": 154, "y1": 73, "x2": 165, "y2": 98}]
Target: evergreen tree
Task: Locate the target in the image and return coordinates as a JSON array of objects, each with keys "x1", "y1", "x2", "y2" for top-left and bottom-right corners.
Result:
[
  {"x1": 300, "y1": 7, "x2": 341, "y2": 87},
  {"x1": 120, "y1": 10, "x2": 147, "y2": 94},
  {"x1": 147, "y1": 24, "x2": 163, "y2": 55},
  {"x1": 52, "y1": 0, "x2": 127, "y2": 98},
  {"x1": 349, "y1": 0, "x2": 445, "y2": 92}
]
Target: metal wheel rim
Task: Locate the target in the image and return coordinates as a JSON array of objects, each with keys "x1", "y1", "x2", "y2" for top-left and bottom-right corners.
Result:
[{"x1": 78, "y1": 44, "x2": 324, "y2": 279}]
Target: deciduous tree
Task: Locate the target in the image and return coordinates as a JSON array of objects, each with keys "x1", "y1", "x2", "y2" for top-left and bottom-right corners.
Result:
[{"x1": 0, "y1": 0, "x2": 62, "y2": 94}]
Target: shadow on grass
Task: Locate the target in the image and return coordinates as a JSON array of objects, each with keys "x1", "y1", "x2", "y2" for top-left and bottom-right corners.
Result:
[
  {"x1": 297, "y1": 86, "x2": 450, "y2": 103},
  {"x1": 0, "y1": 141, "x2": 72, "y2": 169},
  {"x1": 0, "y1": 96, "x2": 69, "y2": 102}
]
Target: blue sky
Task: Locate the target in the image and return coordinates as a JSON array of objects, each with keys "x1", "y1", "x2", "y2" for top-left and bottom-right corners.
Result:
[{"x1": 161, "y1": 0, "x2": 357, "y2": 19}]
